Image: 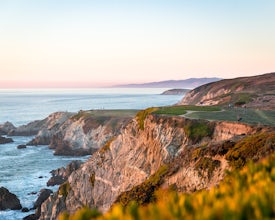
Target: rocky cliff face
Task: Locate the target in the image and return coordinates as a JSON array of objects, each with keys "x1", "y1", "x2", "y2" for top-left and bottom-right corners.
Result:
[
  {"x1": 39, "y1": 114, "x2": 264, "y2": 219},
  {"x1": 24, "y1": 111, "x2": 132, "y2": 156},
  {"x1": 178, "y1": 72, "x2": 275, "y2": 109},
  {"x1": 48, "y1": 111, "x2": 132, "y2": 156},
  {"x1": 27, "y1": 112, "x2": 74, "y2": 145}
]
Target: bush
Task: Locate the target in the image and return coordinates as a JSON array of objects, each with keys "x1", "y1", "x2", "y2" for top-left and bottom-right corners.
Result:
[
  {"x1": 183, "y1": 120, "x2": 214, "y2": 143},
  {"x1": 136, "y1": 108, "x2": 159, "y2": 130}
]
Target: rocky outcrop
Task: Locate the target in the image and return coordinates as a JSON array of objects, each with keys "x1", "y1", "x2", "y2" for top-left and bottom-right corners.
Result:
[
  {"x1": 27, "y1": 112, "x2": 74, "y2": 146},
  {"x1": 8, "y1": 119, "x2": 47, "y2": 136},
  {"x1": 178, "y1": 72, "x2": 275, "y2": 109},
  {"x1": 161, "y1": 89, "x2": 189, "y2": 95},
  {"x1": 0, "y1": 135, "x2": 13, "y2": 144},
  {"x1": 39, "y1": 114, "x2": 266, "y2": 219},
  {"x1": 0, "y1": 187, "x2": 22, "y2": 210},
  {"x1": 48, "y1": 111, "x2": 132, "y2": 156},
  {"x1": 23, "y1": 189, "x2": 53, "y2": 220},
  {"x1": 17, "y1": 144, "x2": 27, "y2": 149},
  {"x1": 0, "y1": 121, "x2": 16, "y2": 135},
  {"x1": 47, "y1": 160, "x2": 83, "y2": 186}
]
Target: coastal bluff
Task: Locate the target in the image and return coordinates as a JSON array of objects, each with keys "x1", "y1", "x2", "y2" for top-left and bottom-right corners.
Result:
[
  {"x1": 178, "y1": 72, "x2": 275, "y2": 109},
  {"x1": 38, "y1": 111, "x2": 275, "y2": 219},
  {"x1": 0, "y1": 110, "x2": 136, "y2": 156}
]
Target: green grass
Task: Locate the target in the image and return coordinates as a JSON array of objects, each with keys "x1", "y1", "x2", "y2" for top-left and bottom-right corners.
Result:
[
  {"x1": 136, "y1": 108, "x2": 159, "y2": 130},
  {"x1": 153, "y1": 105, "x2": 221, "y2": 115},
  {"x1": 183, "y1": 120, "x2": 214, "y2": 143},
  {"x1": 72, "y1": 110, "x2": 139, "y2": 120},
  {"x1": 187, "y1": 108, "x2": 275, "y2": 126}
]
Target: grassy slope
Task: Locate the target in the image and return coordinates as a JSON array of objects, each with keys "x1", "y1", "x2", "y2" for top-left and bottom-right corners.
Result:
[{"x1": 186, "y1": 107, "x2": 275, "y2": 126}]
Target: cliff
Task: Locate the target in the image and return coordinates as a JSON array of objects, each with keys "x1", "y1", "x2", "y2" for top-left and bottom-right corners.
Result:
[
  {"x1": 161, "y1": 89, "x2": 189, "y2": 95},
  {"x1": 178, "y1": 72, "x2": 275, "y2": 109},
  {"x1": 27, "y1": 110, "x2": 135, "y2": 156},
  {"x1": 27, "y1": 112, "x2": 74, "y2": 145},
  {"x1": 39, "y1": 112, "x2": 273, "y2": 219}
]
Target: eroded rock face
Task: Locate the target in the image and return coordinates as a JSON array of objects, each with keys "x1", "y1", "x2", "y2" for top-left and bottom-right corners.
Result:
[
  {"x1": 47, "y1": 160, "x2": 83, "y2": 186},
  {"x1": 8, "y1": 119, "x2": 47, "y2": 136},
  {"x1": 27, "y1": 112, "x2": 74, "y2": 146},
  {"x1": 0, "y1": 187, "x2": 22, "y2": 210},
  {"x1": 39, "y1": 115, "x2": 261, "y2": 219},
  {"x1": 49, "y1": 114, "x2": 131, "y2": 156}
]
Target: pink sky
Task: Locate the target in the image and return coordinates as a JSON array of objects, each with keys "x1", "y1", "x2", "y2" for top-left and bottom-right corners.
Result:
[{"x1": 0, "y1": 1, "x2": 274, "y2": 88}]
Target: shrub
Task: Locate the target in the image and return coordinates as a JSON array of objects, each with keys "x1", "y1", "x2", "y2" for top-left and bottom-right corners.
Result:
[
  {"x1": 136, "y1": 108, "x2": 159, "y2": 130},
  {"x1": 58, "y1": 153, "x2": 275, "y2": 220},
  {"x1": 226, "y1": 131, "x2": 275, "y2": 169},
  {"x1": 115, "y1": 165, "x2": 169, "y2": 206},
  {"x1": 183, "y1": 120, "x2": 214, "y2": 143},
  {"x1": 58, "y1": 182, "x2": 71, "y2": 197}
]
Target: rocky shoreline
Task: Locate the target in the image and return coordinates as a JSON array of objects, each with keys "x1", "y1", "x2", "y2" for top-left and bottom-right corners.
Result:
[
  {"x1": 1, "y1": 106, "x2": 274, "y2": 220},
  {"x1": 0, "y1": 110, "x2": 133, "y2": 156}
]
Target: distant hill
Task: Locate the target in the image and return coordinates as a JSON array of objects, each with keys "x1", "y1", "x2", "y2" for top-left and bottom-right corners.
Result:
[
  {"x1": 178, "y1": 72, "x2": 275, "y2": 110},
  {"x1": 114, "y1": 78, "x2": 222, "y2": 89}
]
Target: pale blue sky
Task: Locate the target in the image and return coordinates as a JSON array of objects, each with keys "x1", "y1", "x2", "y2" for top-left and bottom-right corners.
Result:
[{"x1": 0, "y1": 0, "x2": 274, "y2": 87}]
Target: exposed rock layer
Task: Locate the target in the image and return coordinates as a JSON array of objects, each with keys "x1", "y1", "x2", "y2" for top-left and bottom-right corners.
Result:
[{"x1": 39, "y1": 114, "x2": 268, "y2": 219}]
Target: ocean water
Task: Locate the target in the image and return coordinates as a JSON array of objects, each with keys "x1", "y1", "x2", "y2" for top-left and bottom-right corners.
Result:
[
  {"x1": 0, "y1": 88, "x2": 184, "y2": 220},
  {"x1": 0, "y1": 88, "x2": 183, "y2": 126}
]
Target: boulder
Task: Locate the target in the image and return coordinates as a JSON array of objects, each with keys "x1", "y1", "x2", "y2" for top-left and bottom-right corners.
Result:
[
  {"x1": 0, "y1": 187, "x2": 22, "y2": 210},
  {"x1": 0, "y1": 136, "x2": 14, "y2": 144},
  {"x1": 17, "y1": 144, "x2": 27, "y2": 149}
]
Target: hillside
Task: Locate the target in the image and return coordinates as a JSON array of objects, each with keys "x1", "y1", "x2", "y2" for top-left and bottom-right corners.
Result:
[
  {"x1": 178, "y1": 72, "x2": 275, "y2": 110},
  {"x1": 114, "y1": 77, "x2": 221, "y2": 88}
]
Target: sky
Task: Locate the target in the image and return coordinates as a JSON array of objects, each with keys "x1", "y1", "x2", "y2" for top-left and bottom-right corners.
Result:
[{"x1": 0, "y1": 0, "x2": 274, "y2": 88}]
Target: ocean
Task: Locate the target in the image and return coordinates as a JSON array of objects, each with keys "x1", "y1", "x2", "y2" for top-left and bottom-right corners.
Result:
[{"x1": 0, "y1": 88, "x2": 184, "y2": 220}]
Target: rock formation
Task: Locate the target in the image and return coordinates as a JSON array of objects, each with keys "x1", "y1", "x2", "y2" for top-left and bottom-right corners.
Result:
[
  {"x1": 7, "y1": 119, "x2": 48, "y2": 136},
  {"x1": 161, "y1": 89, "x2": 189, "y2": 95},
  {"x1": 39, "y1": 113, "x2": 271, "y2": 219},
  {"x1": 0, "y1": 187, "x2": 22, "y2": 210},
  {"x1": 0, "y1": 121, "x2": 16, "y2": 135},
  {"x1": 48, "y1": 111, "x2": 132, "y2": 156},
  {"x1": 47, "y1": 160, "x2": 83, "y2": 186},
  {"x1": 17, "y1": 144, "x2": 27, "y2": 149},
  {"x1": 27, "y1": 112, "x2": 74, "y2": 145},
  {"x1": 0, "y1": 135, "x2": 13, "y2": 144}
]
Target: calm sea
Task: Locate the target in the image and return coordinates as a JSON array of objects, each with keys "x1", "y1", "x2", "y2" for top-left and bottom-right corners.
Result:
[{"x1": 0, "y1": 88, "x2": 184, "y2": 220}]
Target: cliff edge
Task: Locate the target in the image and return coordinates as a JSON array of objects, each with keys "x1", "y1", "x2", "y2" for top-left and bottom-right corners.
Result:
[{"x1": 39, "y1": 111, "x2": 274, "y2": 219}]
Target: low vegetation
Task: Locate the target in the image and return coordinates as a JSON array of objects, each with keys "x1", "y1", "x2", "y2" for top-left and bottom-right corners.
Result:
[
  {"x1": 183, "y1": 120, "x2": 214, "y2": 143},
  {"x1": 226, "y1": 131, "x2": 275, "y2": 169},
  {"x1": 115, "y1": 165, "x2": 169, "y2": 207},
  {"x1": 58, "y1": 182, "x2": 71, "y2": 197},
  {"x1": 59, "y1": 152, "x2": 275, "y2": 220},
  {"x1": 187, "y1": 108, "x2": 275, "y2": 126},
  {"x1": 153, "y1": 105, "x2": 221, "y2": 115},
  {"x1": 135, "y1": 108, "x2": 159, "y2": 130}
]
